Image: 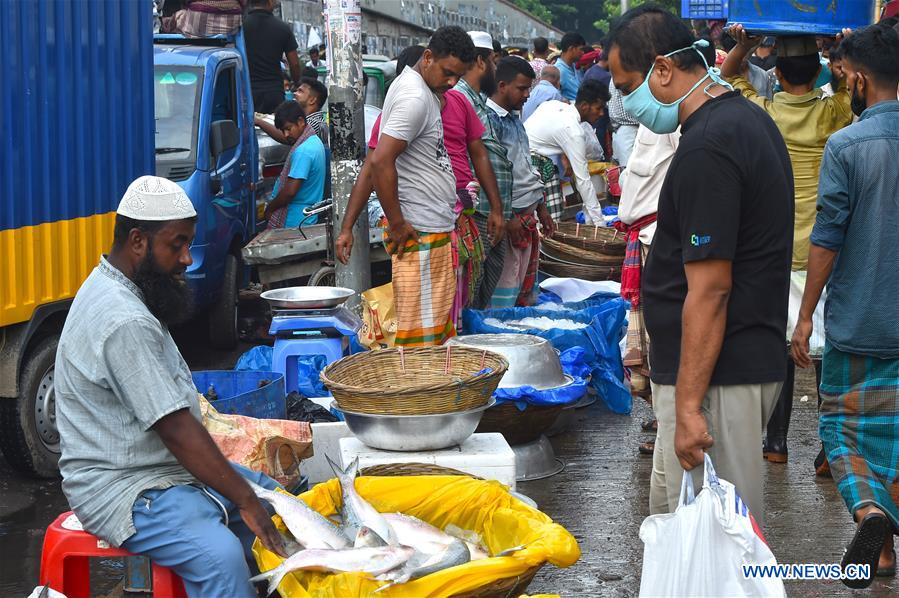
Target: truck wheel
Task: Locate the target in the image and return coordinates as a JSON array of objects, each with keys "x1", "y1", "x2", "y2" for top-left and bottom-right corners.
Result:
[
  {"x1": 208, "y1": 253, "x2": 239, "y2": 349},
  {"x1": 0, "y1": 336, "x2": 61, "y2": 477},
  {"x1": 308, "y1": 265, "x2": 336, "y2": 287}
]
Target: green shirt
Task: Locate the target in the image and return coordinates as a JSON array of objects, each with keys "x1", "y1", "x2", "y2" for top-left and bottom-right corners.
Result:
[{"x1": 454, "y1": 78, "x2": 513, "y2": 218}]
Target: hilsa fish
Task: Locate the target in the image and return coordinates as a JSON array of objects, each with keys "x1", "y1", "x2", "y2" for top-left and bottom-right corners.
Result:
[
  {"x1": 247, "y1": 480, "x2": 349, "y2": 550},
  {"x1": 327, "y1": 455, "x2": 395, "y2": 545},
  {"x1": 249, "y1": 545, "x2": 415, "y2": 596}
]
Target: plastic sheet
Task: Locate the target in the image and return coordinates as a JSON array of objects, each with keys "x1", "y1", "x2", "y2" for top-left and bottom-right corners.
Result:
[
  {"x1": 253, "y1": 475, "x2": 580, "y2": 597},
  {"x1": 493, "y1": 347, "x2": 590, "y2": 411},
  {"x1": 462, "y1": 297, "x2": 631, "y2": 414},
  {"x1": 235, "y1": 346, "x2": 330, "y2": 398}
]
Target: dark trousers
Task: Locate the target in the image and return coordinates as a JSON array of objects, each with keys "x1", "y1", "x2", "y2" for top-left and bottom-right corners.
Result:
[{"x1": 253, "y1": 88, "x2": 286, "y2": 114}]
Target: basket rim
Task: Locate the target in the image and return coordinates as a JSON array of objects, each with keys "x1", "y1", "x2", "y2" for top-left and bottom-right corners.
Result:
[{"x1": 320, "y1": 346, "x2": 510, "y2": 396}]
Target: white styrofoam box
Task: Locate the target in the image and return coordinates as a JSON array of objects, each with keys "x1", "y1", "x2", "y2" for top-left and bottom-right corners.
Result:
[
  {"x1": 306, "y1": 421, "x2": 354, "y2": 484},
  {"x1": 338, "y1": 433, "x2": 517, "y2": 490}
]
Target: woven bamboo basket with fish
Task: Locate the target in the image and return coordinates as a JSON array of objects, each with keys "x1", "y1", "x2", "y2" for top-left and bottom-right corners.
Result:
[
  {"x1": 359, "y1": 463, "x2": 543, "y2": 598},
  {"x1": 552, "y1": 221, "x2": 626, "y2": 254},
  {"x1": 320, "y1": 346, "x2": 508, "y2": 415},
  {"x1": 541, "y1": 235, "x2": 624, "y2": 266}
]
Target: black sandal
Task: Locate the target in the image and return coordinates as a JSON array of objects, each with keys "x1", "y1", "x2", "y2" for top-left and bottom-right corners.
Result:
[
  {"x1": 638, "y1": 440, "x2": 655, "y2": 455},
  {"x1": 640, "y1": 418, "x2": 658, "y2": 433},
  {"x1": 841, "y1": 512, "x2": 890, "y2": 589},
  {"x1": 877, "y1": 549, "x2": 897, "y2": 577}
]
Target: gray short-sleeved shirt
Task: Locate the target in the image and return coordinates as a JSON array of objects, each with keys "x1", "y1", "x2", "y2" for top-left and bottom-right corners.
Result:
[
  {"x1": 379, "y1": 67, "x2": 456, "y2": 232},
  {"x1": 55, "y1": 257, "x2": 200, "y2": 547}
]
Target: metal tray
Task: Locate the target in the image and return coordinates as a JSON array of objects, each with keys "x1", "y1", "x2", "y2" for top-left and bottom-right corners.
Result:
[{"x1": 260, "y1": 286, "x2": 355, "y2": 309}]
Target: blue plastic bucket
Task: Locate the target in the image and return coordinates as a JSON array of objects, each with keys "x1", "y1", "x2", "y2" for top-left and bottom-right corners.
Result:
[
  {"x1": 681, "y1": 0, "x2": 727, "y2": 20},
  {"x1": 729, "y1": 0, "x2": 875, "y2": 35},
  {"x1": 192, "y1": 370, "x2": 286, "y2": 419}
]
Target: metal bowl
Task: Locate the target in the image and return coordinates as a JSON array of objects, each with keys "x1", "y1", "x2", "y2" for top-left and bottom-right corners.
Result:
[
  {"x1": 513, "y1": 435, "x2": 565, "y2": 482},
  {"x1": 332, "y1": 399, "x2": 495, "y2": 452},
  {"x1": 446, "y1": 334, "x2": 568, "y2": 390},
  {"x1": 261, "y1": 286, "x2": 354, "y2": 309}
]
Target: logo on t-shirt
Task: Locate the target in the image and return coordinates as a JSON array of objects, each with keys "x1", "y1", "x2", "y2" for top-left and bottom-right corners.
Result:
[
  {"x1": 435, "y1": 128, "x2": 454, "y2": 177},
  {"x1": 690, "y1": 234, "x2": 711, "y2": 247}
]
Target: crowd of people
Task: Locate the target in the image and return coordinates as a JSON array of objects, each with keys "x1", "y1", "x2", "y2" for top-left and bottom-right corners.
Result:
[{"x1": 149, "y1": 0, "x2": 899, "y2": 590}]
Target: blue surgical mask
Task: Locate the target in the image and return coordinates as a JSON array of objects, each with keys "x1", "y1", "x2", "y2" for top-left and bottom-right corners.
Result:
[
  {"x1": 620, "y1": 39, "x2": 732, "y2": 134},
  {"x1": 815, "y1": 57, "x2": 832, "y2": 89}
]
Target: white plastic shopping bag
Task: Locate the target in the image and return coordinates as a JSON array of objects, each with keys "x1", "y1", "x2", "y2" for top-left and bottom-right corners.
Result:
[{"x1": 638, "y1": 454, "x2": 785, "y2": 597}]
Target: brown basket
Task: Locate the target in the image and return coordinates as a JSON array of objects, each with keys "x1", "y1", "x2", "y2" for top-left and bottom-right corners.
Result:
[
  {"x1": 542, "y1": 236, "x2": 624, "y2": 266},
  {"x1": 477, "y1": 402, "x2": 565, "y2": 445},
  {"x1": 358, "y1": 463, "x2": 543, "y2": 598},
  {"x1": 553, "y1": 221, "x2": 626, "y2": 254},
  {"x1": 320, "y1": 346, "x2": 508, "y2": 415},
  {"x1": 540, "y1": 256, "x2": 621, "y2": 282}
]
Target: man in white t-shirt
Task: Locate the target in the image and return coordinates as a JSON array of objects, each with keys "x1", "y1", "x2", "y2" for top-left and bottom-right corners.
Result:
[
  {"x1": 524, "y1": 79, "x2": 609, "y2": 225},
  {"x1": 369, "y1": 26, "x2": 475, "y2": 347}
]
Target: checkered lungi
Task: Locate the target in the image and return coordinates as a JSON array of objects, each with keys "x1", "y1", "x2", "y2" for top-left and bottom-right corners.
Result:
[
  {"x1": 531, "y1": 153, "x2": 564, "y2": 221},
  {"x1": 819, "y1": 341, "x2": 899, "y2": 529}
]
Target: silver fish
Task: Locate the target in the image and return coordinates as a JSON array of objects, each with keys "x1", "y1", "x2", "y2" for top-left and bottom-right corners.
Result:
[
  {"x1": 374, "y1": 514, "x2": 471, "y2": 586},
  {"x1": 327, "y1": 455, "x2": 395, "y2": 545},
  {"x1": 247, "y1": 480, "x2": 350, "y2": 550},
  {"x1": 249, "y1": 545, "x2": 415, "y2": 596}
]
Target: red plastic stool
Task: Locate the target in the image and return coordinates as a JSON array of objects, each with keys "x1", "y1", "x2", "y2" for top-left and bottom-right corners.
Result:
[{"x1": 40, "y1": 512, "x2": 187, "y2": 598}]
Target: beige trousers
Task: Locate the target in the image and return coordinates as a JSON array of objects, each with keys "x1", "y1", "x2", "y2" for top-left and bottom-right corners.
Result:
[{"x1": 649, "y1": 382, "x2": 781, "y2": 530}]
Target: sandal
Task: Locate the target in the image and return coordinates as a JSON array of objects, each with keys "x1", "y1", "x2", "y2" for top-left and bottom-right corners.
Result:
[
  {"x1": 814, "y1": 446, "x2": 831, "y2": 478},
  {"x1": 640, "y1": 418, "x2": 658, "y2": 433},
  {"x1": 638, "y1": 440, "x2": 655, "y2": 455},
  {"x1": 877, "y1": 549, "x2": 897, "y2": 577},
  {"x1": 841, "y1": 512, "x2": 890, "y2": 589}
]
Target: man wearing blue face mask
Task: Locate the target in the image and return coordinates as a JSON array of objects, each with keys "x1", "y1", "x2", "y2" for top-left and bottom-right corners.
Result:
[{"x1": 608, "y1": 5, "x2": 793, "y2": 530}]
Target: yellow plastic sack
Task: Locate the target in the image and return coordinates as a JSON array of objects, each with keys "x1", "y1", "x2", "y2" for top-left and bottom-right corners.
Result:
[
  {"x1": 359, "y1": 283, "x2": 397, "y2": 349},
  {"x1": 253, "y1": 475, "x2": 580, "y2": 597}
]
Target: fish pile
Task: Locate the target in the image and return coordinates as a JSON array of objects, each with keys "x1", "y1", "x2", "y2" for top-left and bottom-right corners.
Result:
[{"x1": 249, "y1": 456, "x2": 523, "y2": 595}]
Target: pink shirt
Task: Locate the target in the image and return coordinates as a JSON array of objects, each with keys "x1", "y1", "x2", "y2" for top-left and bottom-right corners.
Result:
[
  {"x1": 370, "y1": 92, "x2": 485, "y2": 191},
  {"x1": 441, "y1": 90, "x2": 485, "y2": 190}
]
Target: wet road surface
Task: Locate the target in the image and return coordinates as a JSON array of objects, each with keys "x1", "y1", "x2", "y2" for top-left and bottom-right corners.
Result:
[{"x1": 2, "y1": 332, "x2": 896, "y2": 596}]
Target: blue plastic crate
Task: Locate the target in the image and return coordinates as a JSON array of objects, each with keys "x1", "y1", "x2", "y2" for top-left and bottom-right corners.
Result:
[
  {"x1": 681, "y1": 0, "x2": 727, "y2": 19},
  {"x1": 729, "y1": 0, "x2": 874, "y2": 35},
  {"x1": 192, "y1": 370, "x2": 286, "y2": 419}
]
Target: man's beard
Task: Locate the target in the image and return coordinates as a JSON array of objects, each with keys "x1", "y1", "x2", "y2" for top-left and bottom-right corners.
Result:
[
  {"x1": 480, "y1": 70, "x2": 497, "y2": 97},
  {"x1": 850, "y1": 86, "x2": 867, "y2": 117},
  {"x1": 133, "y1": 244, "x2": 193, "y2": 327}
]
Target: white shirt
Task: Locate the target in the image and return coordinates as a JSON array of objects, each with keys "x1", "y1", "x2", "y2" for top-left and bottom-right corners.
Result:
[
  {"x1": 524, "y1": 100, "x2": 601, "y2": 224},
  {"x1": 306, "y1": 59, "x2": 328, "y2": 68},
  {"x1": 617, "y1": 124, "x2": 680, "y2": 245}
]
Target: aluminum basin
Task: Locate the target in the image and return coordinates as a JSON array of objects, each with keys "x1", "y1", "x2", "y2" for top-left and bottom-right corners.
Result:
[
  {"x1": 332, "y1": 399, "x2": 495, "y2": 452},
  {"x1": 513, "y1": 435, "x2": 565, "y2": 481},
  {"x1": 261, "y1": 286, "x2": 354, "y2": 309},
  {"x1": 446, "y1": 334, "x2": 568, "y2": 390}
]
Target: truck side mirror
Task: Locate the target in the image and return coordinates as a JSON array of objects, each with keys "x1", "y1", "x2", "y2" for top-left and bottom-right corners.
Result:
[{"x1": 210, "y1": 119, "x2": 239, "y2": 163}]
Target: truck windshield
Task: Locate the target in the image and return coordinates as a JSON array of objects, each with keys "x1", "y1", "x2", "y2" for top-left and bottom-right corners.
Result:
[{"x1": 154, "y1": 67, "x2": 202, "y2": 161}]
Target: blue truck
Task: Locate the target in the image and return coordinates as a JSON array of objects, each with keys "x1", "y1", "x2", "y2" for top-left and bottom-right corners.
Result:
[{"x1": 0, "y1": 1, "x2": 267, "y2": 476}]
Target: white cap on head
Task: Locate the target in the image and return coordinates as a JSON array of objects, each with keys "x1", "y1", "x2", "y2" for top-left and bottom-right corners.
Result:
[
  {"x1": 467, "y1": 31, "x2": 493, "y2": 51},
  {"x1": 116, "y1": 176, "x2": 197, "y2": 221}
]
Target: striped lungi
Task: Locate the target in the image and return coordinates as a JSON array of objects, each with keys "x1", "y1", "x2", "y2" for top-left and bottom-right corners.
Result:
[
  {"x1": 819, "y1": 341, "x2": 899, "y2": 529},
  {"x1": 531, "y1": 153, "x2": 564, "y2": 221},
  {"x1": 388, "y1": 231, "x2": 457, "y2": 347},
  {"x1": 471, "y1": 212, "x2": 506, "y2": 310}
]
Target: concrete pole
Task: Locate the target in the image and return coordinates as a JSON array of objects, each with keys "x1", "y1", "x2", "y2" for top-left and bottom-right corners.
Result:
[
  {"x1": 324, "y1": 0, "x2": 369, "y2": 309},
  {"x1": 620, "y1": 0, "x2": 629, "y2": 15}
]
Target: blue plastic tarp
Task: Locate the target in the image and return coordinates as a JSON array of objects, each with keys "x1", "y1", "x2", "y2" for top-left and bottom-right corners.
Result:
[{"x1": 462, "y1": 296, "x2": 631, "y2": 414}]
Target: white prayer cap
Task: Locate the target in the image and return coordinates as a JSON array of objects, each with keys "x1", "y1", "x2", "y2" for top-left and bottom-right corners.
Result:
[
  {"x1": 116, "y1": 176, "x2": 197, "y2": 221},
  {"x1": 467, "y1": 31, "x2": 493, "y2": 51}
]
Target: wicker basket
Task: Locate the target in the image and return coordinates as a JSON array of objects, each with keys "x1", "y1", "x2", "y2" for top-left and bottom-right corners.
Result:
[
  {"x1": 477, "y1": 402, "x2": 565, "y2": 445},
  {"x1": 553, "y1": 222, "x2": 626, "y2": 254},
  {"x1": 358, "y1": 463, "x2": 543, "y2": 598},
  {"x1": 539, "y1": 255, "x2": 621, "y2": 282},
  {"x1": 542, "y1": 236, "x2": 624, "y2": 266},
  {"x1": 320, "y1": 346, "x2": 508, "y2": 415}
]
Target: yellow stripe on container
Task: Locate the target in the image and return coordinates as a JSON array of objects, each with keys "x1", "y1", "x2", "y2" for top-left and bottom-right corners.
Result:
[{"x1": 0, "y1": 212, "x2": 116, "y2": 327}]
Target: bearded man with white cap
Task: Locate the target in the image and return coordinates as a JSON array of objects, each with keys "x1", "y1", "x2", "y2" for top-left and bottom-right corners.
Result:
[{"x1": 54, "y1": 176, "x2": 286, "y2": 597}]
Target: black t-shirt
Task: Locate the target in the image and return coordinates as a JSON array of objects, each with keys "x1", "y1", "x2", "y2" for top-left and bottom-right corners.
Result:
[
  {"x1": 243, "y1": 9, "x2": 298, "y2": 95},
  {"x1": 643, "y1": 91, "x2": 793, "y2": 386},
  {"x1": 749, "y1": 54, "x2": 777, "y2": 72}
]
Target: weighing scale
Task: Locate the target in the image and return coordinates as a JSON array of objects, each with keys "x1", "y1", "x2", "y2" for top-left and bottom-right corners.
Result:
[{"x1": 261, "y1": 287, "x2": 362, "y2": 394}]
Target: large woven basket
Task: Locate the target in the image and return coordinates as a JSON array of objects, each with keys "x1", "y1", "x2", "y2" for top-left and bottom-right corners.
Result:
[
  {"x1": 359, "y1": 463, "x2": 543, "y2": 598},
  {"x1": 553, "y1": 222, "x2": 626, "y2": 254},
  {"x1": 320, "y1": 346, "x2": 508, "y2": 415},
  {"x1": 539, "y1": 254, "x2": 621, "y2": 282},
  {"x1": 542, "y1": 236, "x2": 624, "y2": 266},
  {"x1": 477, "y1": 402, "x2": 565, "y2": 445}
]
